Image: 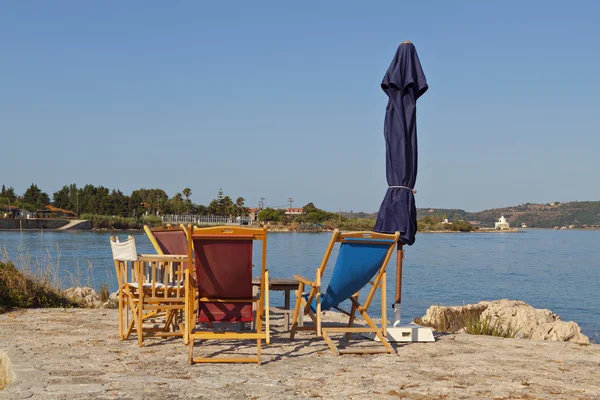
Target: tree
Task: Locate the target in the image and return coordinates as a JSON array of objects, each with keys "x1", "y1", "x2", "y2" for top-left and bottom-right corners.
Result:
[
  {"x1": 52, "y1": 186, "x2": 72, "y2": 210},
  {"x1": 23, "y1": 184, "x2": 50, "y2": 210},
  {"x1": 235, "y1": 197, "x2": 248, "y2": 216},
  {"x1": 0, "y1": 185, "x2": 16, "y2": 204},
  {"x1": 258, "y1": 208, "x2": 280, "y2": 222},
  {"x1": 129, "y1": 188, "x2": 168, "y2": 216},
  {"x1": 182, "y1": 188, "x2": 192, "y2": 202},
  {"x1": 218, "y1": 196, "x2": 234, "y2": 216}
]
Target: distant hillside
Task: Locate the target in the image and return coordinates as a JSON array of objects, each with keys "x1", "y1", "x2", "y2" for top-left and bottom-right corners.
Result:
[
  {"x1": 464, "y1": 201, "x2": 600, "y2": 228},
  {"x1": 343, "y1": 201, "x2": 600, "y2": 229},
  {"x1": 417, "y1": 208, "x2": 468, "y2": 220},
  {"x1": 342, "y1": 208, "x2": 469, "y2": 221}
]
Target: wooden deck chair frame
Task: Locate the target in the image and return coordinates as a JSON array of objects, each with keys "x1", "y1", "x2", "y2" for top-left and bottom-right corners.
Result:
[
  {"x1": 134, "y1": 253, "x2": 189, "y2": 346},
  {"x1": 184, "y1": 225, "x2": 270, "y2": 364},
  {"x1": 289, "y1": 229, "x2": 400, "y2": 355},
  {"x1": 135, "y1": 224, "x2": 191, "y2": 346},
  {"x1": 110, "y1": 235, "x2": 140, "y2": 341}
]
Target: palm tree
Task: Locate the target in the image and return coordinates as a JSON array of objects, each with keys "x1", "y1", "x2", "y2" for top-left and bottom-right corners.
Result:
[
  {"x1": 182, "y1": 188, "x2": 192, "y2": 202},
  {"x1": 235, "y1": 197, "x2": 247, "y2": 216}
]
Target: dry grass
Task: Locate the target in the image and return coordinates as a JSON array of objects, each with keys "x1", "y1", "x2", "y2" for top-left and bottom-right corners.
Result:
[
  {"x1": 414, "y1": 304, "x2": 487, "y2": 333},
  {"x1": 465, "y1": 314, "x2": 521, "y2": 338},
  {"x1": 0, "y1": 247, "x2": 88, "y2": 313},
  {"x1": 414, "y1": 304, "x2": 520, "y2": 338},
  {"x1": 0, "y1": 260, "x2": 82, "y2": 312}
]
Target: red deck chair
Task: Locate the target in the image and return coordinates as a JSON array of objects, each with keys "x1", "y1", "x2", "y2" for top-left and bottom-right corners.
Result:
[{"x1": 184, "y1": 225, "x2": 270, "y2": 364}]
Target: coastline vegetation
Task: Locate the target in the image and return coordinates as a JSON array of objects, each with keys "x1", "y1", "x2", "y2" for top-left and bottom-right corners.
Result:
[
  {"x1": 417, "y1": 215, "x2": 474, "y2": 232},
  {"x1": 80, "y1": 214, "x2": 162, "y2": 230},
  {"x1": 4, "y1": 183, "x2": 600, "y2": 230},
  {"x1": 0, "y1": 260, "x2": 81, "y2": 313}
]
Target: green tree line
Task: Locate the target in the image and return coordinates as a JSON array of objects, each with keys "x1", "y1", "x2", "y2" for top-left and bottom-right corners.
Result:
[{"x1": 1, "y1": 183, "x2": 248, "y2": 218}]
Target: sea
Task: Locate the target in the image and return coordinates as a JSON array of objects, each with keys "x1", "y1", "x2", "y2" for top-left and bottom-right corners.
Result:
[{"x1": 1, "y1": 228, "x2": 598, "y2": 339}]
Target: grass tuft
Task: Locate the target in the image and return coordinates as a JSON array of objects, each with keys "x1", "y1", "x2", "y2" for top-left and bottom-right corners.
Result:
[
  {"x1": 414, "y1": 305, "x2": 486, "y2": 333},
  {"x1": 465, "y1": 314, "x2": 520, "y2": 338},
  {"x1": 0, "y1": 260, "x2": 82, "y2": 312},
  {"x1": 99, "y1": 283, "x2": 110, "y2": 302}
]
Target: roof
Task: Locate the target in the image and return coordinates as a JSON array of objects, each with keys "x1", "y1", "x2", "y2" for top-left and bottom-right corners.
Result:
[
  {"x1": 285, "y1": 208, "x2": 304, "y2": 213},
  {"x1": 0, "y1": 205, "x2": 21, "y2": 211},
  {"x1": 248, "y1": 208, "x2": 260, "y2": 213},
  {"x1": 44, "y1": 205, "x2": 76, "y2": 215}
]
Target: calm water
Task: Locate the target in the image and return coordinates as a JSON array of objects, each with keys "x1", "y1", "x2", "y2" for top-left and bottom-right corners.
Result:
[{"x1": 1, "y1": 229, "x2": 599, "y2": 338}]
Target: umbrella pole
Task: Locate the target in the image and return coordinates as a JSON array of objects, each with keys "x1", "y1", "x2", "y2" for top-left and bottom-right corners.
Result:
[{"x1": 393, "y1": 243, "x2": 403, "y2": 327}]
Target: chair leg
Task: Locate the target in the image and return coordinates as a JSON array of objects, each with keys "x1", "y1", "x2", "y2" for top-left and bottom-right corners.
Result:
[
  {"x1": 188, "y1": 338, "x2": 195, "y2": 365},
  {"x1": 118, "y1": 289, "x2": 124, "y2": 339},
  {"x1": 345, "y1": 300, "x2": 358, "y2": 341},
  {"x1": 352, "y1": 297, "x2": 394, "y2": 354},
  {"x1": 289, "y1": 283, "x2": 304, "y2": 339},
  {"x1": 256, "y1": 339, "x2": 262, "y2": 365},
  {"x1": 137, "y1": 298, "x2": 144, "y2": 347}
]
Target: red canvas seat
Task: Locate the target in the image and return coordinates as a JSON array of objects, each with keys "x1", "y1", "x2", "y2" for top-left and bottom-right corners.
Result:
[
  {"x1": 184, "y1": 226, "x2": 270, "y2": 364},
  {"x1": 193, "y1": 236, "x2": 253, "y2": 322}
]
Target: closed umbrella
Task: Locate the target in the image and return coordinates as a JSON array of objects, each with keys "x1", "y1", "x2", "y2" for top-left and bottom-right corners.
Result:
[{"x1": 374, "y1": 41, "x2": 428, "y2": 331}]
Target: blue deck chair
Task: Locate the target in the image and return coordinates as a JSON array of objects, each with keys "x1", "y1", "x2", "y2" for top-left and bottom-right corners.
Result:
[{"x1": 289, "y1": 229, "x2": 399, "y2": 355}]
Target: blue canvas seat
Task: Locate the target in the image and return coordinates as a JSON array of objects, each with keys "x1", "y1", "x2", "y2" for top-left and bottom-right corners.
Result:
[{"x1": 290, "y1": 230, "x2": 399, "y2": 355}]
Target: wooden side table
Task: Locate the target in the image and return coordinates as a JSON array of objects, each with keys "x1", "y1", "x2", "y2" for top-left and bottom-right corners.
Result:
[{"x1": 252, "y1": 277, "x2": 299, "y2": 331}]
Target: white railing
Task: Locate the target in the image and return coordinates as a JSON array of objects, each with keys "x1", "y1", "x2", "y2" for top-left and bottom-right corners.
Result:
[{"x1": 160, "y1": 214, "x2": 252, "y2": 226}]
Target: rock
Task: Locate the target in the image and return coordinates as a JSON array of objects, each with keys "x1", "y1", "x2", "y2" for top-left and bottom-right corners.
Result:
[
  {"x1": 100, "y1": 292, "x2": 119, "y2": 309},
  {"x1": 417, "y1": 299, "x2": 590, "y2": 344},
  {"x1": 416, "y1": 302, "x2": 488, "y2": 332},
  {"x1": 480, "y1": 299, "x2": 590, "y2": 344},
  {"x1": 63, "y1": 287, "x2": 101, "y2": 308}
]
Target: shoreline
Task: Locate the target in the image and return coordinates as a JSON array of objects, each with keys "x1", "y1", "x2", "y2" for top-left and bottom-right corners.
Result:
[{"x1": 3, "y1": 225, "x2": 600, "y2": 233}]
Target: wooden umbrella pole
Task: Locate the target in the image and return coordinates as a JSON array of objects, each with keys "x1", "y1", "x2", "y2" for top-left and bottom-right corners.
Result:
[{"x1": 395, "y1": 242, "x2": 403, "y2": 304}]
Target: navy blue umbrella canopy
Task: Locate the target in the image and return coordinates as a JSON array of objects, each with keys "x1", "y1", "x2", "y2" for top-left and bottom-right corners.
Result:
[{"x1": 374, "y1": 42, "x2": 428, "y2": 246}]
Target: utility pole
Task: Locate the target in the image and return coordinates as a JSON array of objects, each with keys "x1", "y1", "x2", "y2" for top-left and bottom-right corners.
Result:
[
  {"x1": 259, "y1": 198, "x2": 265, "y2": 210},
  {"x1": 287, "y1": 198, "x2": 294, "y2": 219}
]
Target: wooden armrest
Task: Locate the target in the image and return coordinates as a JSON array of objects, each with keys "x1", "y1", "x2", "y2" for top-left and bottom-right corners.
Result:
[
  {"x1": 139, "y1": 254, "x2": 188, "y2": 262},
  {"x1": 293, "y1": 274, "x2": 315, "y2": 286}
]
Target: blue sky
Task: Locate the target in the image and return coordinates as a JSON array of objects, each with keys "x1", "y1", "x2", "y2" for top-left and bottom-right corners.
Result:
[{"x1": 1, "y1": 1, "x2": 599, "y2": 212}]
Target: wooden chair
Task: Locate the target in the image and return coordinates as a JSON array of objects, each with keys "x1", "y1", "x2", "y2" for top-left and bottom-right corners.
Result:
[
  {"x1": 184, "y1": 225, "x2": 270, "y2": 364},
  {"x1": 289, "y1": 229, "x2": 400, "y2": 355},
  {"x1": 134, "y1": 253, "x2": 188, "y2": 346},
  {"x1": 110, "y1": 235, "x2": 140, "y2": 341},
  {"x1": 136, "y1": 224, "x2": 191, "y2": 346},
  {"x1": 144, "y1": 224, "x2": 189, "y2": 262}
]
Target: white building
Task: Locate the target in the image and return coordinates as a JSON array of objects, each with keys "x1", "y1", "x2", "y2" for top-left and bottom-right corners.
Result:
[
  {"x1": 495, "y1": 215, "x2": 510, "y2": 230},
  {"x1": 285, "y1": 208, "x2": 304, "y2": 216}
]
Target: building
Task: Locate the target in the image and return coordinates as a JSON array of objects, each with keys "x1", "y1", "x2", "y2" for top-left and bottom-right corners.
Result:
[
  {"x1": 1, "y1": 205, "x2": 33, "y2": 219},
  {"x1": 285, "y1": 208, "x2": 304, "y2": 216},
  {"x1": 494, "y1": 215, "x2": 510, "y2": 230},
  {"x1": 36, "y1": 205, "x2": 77, "y2": 219},
  {"x1": 248, "y1": 208, "x2": 260, "y2": 222}
]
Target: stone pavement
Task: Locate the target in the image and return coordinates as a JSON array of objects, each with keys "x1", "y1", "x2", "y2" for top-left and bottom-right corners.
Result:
[{"x1": 1, "y1": 308, "x2": 600, "y2": 399}]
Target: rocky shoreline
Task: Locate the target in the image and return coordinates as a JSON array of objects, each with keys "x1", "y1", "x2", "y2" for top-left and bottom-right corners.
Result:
[{"x1": 416, "y1": 299, "x2": 591, "y2": 344}]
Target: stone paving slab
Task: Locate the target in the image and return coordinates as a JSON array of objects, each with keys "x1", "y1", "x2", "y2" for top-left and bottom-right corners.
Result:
[{"x1": 1, "y1": 309, "x2": 600, "y2": 399}]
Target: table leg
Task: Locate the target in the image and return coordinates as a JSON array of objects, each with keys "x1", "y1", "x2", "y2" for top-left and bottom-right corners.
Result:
[
  {"x1": 251, "y1": 285, "x2": 259, "y2": 331},
  {"x1": 284, "y1": 289, "x2": 290, "y2": 331}
]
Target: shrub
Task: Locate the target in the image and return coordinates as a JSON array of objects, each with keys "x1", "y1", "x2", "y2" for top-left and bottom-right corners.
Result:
[
  {"x1": 80, "y1": 214, "x2": 163, "y2": 230},
  {"x1": 0, "y1": 261, "x2": 81, "y2": 312}
]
